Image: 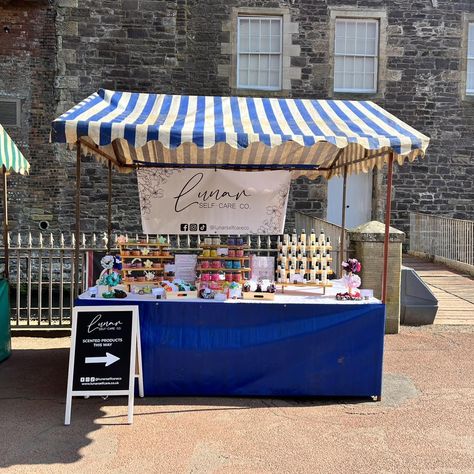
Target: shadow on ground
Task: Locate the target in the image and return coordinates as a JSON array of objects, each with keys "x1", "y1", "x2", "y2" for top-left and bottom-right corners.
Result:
[{"x1": 0, "y1": 344, "x2": 419, "y2": 469}]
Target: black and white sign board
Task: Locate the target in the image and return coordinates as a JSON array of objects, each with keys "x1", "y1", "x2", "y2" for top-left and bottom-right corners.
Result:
[{"x1": 65, "y1": 305, "x2": 143, "y2": 425}]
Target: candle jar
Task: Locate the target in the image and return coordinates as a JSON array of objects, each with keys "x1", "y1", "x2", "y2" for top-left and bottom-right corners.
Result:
[
  {"x1": 236, "y1": 237, "x2": 244, "y2": 246},
  {"x1": 204, "y1": 237, "x2": 212, "y2": 245},
  {"x1": 212, "y1": 237, "x2": 221, "y2": 245},
  {"x1": 233, "y1": 261, "x2": 241, "y2": 269},
  {"x1": 233, "y1": 273, "x2": 242, "y2": 282},
  {"x1": 201, "y1": 273, "x2": 211, "y2": 282},
  {"x1": 225, "y1": 261, "x2": 233, "y2": 269},
  {"x1": 211, "y1": 273, "x2": 220, "y2": 282},
  {"x1": 211, "y1": 260, "x2": 221, "y2": 269},
  {"x1": 235, "y1": 249, "x2": 244, "y2": 257},
  {"x1": 228, "y1": 249, "x2": 236, "y2": 257},
  {"x1": 210, "y1": 249, "x2": 218, "y2": 257},
  {"x1": 202, "y1": 249, "x2": 210, "y2": 257},
  {"x1": 225, "y1": 273, "x2": 233, "y2": 282},
  {"x1": 201, "y1": 260, "x2": 210, "y2": 269},
  {"x1": 227, "y1": 238, "x2": 236, "y2": 246}
]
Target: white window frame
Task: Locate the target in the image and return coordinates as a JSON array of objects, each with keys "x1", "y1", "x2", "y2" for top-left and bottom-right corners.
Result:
[
  {"x1": 467, "y1": 22, "x2": 474, "y2": 95},
  {"x1": 334, "y1": 18, "x2": 379, "y2": 94},
  {"x1": 236, "y1": 16, "x2": 283, "y2": 91}
]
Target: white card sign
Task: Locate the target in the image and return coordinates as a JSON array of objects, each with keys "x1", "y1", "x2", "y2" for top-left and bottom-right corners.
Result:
[
  {"x1": 250, "y1": 256, "x2": 276, "y2": 281},
  {"x1": 174, "y1": 254, "x2": 197, "y2": 282},
  {"x1": 137, "y1": 169, "x2": 291, "y2": 235}
]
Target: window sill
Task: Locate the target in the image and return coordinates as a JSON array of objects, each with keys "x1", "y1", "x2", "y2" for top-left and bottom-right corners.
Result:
[
  {"x1": 329, "y1": 90, "x2": 384, "y2": 101},
  {"x1": 231, "y1": 88, "x2": 290, "y2": 98}
]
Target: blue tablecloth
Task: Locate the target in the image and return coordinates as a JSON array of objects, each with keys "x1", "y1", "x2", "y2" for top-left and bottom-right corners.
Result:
[{"x1": 75, "y1": 298, "x2": 385, "y2": 398}]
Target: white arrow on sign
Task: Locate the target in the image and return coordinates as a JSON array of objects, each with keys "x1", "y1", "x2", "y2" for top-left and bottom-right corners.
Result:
[{"x1": 85, "y1": 352, "x2": 120, "y2": 367}]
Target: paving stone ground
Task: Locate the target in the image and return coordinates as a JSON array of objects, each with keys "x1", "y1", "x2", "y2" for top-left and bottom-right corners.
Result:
[{"x1": 1, "y1": 326, "x2": 473, "y2": 474}]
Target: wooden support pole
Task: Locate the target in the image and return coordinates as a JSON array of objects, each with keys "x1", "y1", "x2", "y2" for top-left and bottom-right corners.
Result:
[
  {"x1": 2, "y1": 166, "x2": 9, "y2": 279},
  {"x1": 339, "y1": 165, "x2": 348, "y2": 270},
  {"x1": 107, "y1": 160, "x2": 112, "y2": 253},
  {"x1": 382, "y1": 153, "x2": 394, "y2": 303},
  {"x1": 74, "y1": 142, "x2": 81, "y2": 298}
]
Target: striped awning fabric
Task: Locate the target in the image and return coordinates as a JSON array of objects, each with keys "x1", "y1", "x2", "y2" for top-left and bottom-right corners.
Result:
[
  {"x1": 0, "y1": 123, "x2": 30, "y2": 174},
  {"x1": 51, "y1": 89, "x2": 429, "y2": 178}
]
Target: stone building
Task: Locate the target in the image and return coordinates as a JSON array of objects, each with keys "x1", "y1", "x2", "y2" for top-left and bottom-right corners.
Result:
[{"x1": 0, "y1": 0, "x2": 473, "y2": 235}]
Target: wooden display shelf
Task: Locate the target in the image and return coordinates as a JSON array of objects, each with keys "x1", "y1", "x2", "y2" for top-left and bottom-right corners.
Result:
[
  {"x1": 278, "y1": 282, "x2": 333, "y2": 287},
  {"x1": 122, "y1": 280, "x2": 165, "y2": 285},
  {"x1": 278, "y1": 245, "x2": 333, "y2": 251},
  {"x1": 119, "y1": 242, "x2": 169, "y2": 247},
  {"x1": 197, "y1": 267, "x2": 251, "y2": 272},
  {"x1": 120, "y1": 255, "x2": 174, "y2": 259},
  {"x1": 279, "y1": 269, "x2": 334, "y2": 275},
  {"x1": 242, "y1": 292, "x2": 275, "y2": 301},
  {"x1": 197, "y1": 256, "x2": 249, "y2": 260},
  {"x1": 121, "y1": 267, "x2": 165, "y2": 272},
  {"x1": 199, "y1": 244, "x2": 249, "y2": 249}
]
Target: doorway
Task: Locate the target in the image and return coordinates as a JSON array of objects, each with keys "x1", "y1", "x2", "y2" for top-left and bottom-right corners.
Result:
[{"x1": 327, "y1": 171, "x2": 373, "y2": 229}]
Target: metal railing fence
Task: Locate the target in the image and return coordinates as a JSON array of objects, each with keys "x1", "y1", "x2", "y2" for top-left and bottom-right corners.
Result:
[
  {"x1": 409, "y1": 212, "x2": 474, "y2": 270},
  {"x1": 0, "y1": 232, "x2": 277, "y2": 329}
]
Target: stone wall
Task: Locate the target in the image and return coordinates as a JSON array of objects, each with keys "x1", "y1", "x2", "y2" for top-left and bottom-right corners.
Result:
[{"x1": 0, "y1": 0, "x2": 472, "y2": 235}]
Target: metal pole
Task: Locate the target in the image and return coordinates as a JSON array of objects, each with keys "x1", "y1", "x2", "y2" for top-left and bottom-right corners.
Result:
[
  {"x1": 74, "y1": 142, "x2": 81, "y2": 298},
  {"x1": 382, "y1": 153, "x2": 394, "y2": 303},
  {"x1": 339, "y1": 165, "x2": 348, "y2": 269},
  {"x1": 107, "y1": 160, "x2": 112, "y2": 253},
  {"x1": 2, "y1": 166, "x2": 9, "y2": 279}
]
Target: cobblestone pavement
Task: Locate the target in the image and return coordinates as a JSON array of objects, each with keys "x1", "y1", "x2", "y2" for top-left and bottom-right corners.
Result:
[{"x1": 1, "y1": 326, "x2": 473, "y2": 474}]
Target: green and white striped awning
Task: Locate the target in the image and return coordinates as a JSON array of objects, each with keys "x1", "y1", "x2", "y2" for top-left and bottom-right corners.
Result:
[{"x1": 0, "y1": 123, "x2": 30, "y2": 174}]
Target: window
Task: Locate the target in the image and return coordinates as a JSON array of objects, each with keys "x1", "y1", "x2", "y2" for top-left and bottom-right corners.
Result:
[
  {"x1": 334, "y1": 19, "x2": 379, "y2": 93},
  {"x1": 237, "y1": 16, "x2": 282, "y2": 90},
  {"x1": 467, "y1": 23, "x2": 474, "y2": 95},
  {"x1": 0, "y1": 98, "x2": 20, "y2": 127}
]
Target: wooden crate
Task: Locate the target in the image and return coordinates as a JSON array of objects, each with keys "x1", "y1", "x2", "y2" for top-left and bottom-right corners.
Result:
[
  {"x1": 242, "y1": 292, "x2": 275, "y2": 301},
  {"x1": 166, "y1": 290, "x2": 198, "y2": 300}
]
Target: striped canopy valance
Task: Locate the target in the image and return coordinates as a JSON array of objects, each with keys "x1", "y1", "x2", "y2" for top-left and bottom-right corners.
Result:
[
  {"x1": 51, "y1": 89, "x2": 429, "y2": 178},
  {"x1": 1, "y1": 123, "x2": 29, "y2": 175}
]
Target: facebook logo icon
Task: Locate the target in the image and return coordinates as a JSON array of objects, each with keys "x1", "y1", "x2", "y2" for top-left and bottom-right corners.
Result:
[{"x1": 180, "y1": 224, "x2": 188, "y2": 231}]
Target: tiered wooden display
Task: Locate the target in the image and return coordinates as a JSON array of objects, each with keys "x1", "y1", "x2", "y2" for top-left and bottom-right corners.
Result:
[
  {"x1": 277, "y1": 231, "x2": 334, "y2": 294},
  {"x1": 119, "y1": 242, "x2": 174, "y2": 291},
  {"x1": 197, "y1": 243, "x2": 250, "y2": 288}
]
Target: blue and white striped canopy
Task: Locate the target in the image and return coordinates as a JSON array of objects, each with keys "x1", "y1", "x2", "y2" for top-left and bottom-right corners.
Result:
[
  {"x1": 51, "y1": 89, "x2": 429, "y2": 178},
  {"x1": 1, "y1": 123, "x2": 29, "y2": 175}
]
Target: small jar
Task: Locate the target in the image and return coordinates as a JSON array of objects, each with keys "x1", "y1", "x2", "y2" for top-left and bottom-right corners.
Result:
[
  {"x1": 201, "y1": 260, "x2": 210, "y2": 269},
  {"x1": 233, "y1": 273, "x2": 242, "y2": 282},
  {"x1": 210, "y1": 249, "x2": 218, "y2": 257},
  {"x1": 204, "y1": 237, "x2": 212, "y2": 245},
  {"x1": 236, "y1": 237, "x2": 244, "y2": 246},
  {"x1": 201, "y1": 273, "x2": 211, "y2": 282},
  {"x1": 212, "y1": 237, "x2": 220, "y2": 245},
  {"x1": 211, "y1": 273, "x2": 220, "y2": 282},
  {"x1": 225, "y1": 261, "x2": 233, "y2": 269},
  {"x1": 235, "y1": 249, "x2": 244, "y2": 257},
  {"x1": 202, "y1": 249, "x2": 210, "y2": 257},
  {"x1": 228, "y1": 249, "x2": 236, "y2": 257},
  {"x1": 211, "y1": 260, "x2": 221, "y2": 268},
  {"x1": 233, "y1": 261, "x2": 241, "y2": 269},
  {"x1": 225, "y1": 273, "x2": 233, "y2": 282},
  {"x1": 227, "y1": 238, "x2": 236, "y2": 246}
]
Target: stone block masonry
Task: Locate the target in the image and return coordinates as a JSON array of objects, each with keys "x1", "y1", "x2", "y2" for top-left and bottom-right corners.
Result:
[{"x1": 0, "y1": 0, "x2": 472, "y2": 235}]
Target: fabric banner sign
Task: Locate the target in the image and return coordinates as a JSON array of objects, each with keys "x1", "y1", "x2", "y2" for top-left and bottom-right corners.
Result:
[{"x1": 137, "y1": 169, "x2": 291, "y2": 235}]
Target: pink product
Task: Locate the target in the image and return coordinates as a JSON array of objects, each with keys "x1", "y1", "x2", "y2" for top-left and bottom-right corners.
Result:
[
  {"x1": 228, "y1": 250, "x2": 235, "y2": 257},
  {"x1": 211, "y1": 273, "x2": 220, "y2": 282},
  {"x1": 235, "y1": 249, "x2": 244, "y2": 257},
  {"x1": 233, "y1": 273, "x2": 242, "y2": 282},
  {"x1": 201, "y1": 260, "x2": 210, "y2": 268},
  {"x1": 201, "y1": 273, "x2": 211, "y2": 282},
  {"x1": 210, "y1": 261, "x2": 221, "y2": 269},
  {"x1": 225, "y1": 273, "x2": 233, "y2": 282},
  {"x1": 210, "y1": 281, "x2": 220, "y2": 290}
]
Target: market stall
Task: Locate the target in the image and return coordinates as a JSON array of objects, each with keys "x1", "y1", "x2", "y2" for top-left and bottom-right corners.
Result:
[
  {"x1": 51, "y1": 90, "x2": 429, "y2": 398},
  {"x1": 0, "y1": 123, "x2": 30, "y2": 361}
]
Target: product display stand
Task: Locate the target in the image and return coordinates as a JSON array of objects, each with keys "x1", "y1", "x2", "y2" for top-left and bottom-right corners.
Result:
[
  {"x1": 196, "y1": 238, "x2": 250, "y2": 289},
  {"x1": 119, "y1": 242, "x2": 174, "y2": 291},
  {"x1": 276, "y1": 229, "x2": 333, "y2": 295}
]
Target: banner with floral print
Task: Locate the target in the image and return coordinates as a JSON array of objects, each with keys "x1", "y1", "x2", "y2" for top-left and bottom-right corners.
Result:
[{"x1": 137, "y1": 169, "x2": 291, "y2": 235}]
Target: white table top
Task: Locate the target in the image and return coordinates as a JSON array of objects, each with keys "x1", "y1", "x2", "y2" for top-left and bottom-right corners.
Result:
[{"x1": 78, "y1": 279, "x2": 381, "y2": 306}]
